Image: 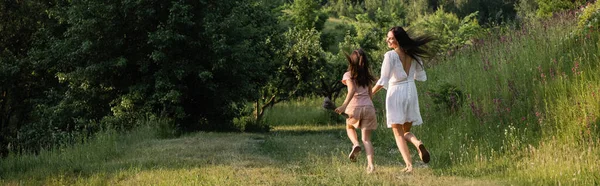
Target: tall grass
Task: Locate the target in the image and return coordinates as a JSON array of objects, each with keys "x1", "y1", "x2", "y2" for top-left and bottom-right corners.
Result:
[
  {"x1": 0, "y1": 118, "x2": 167, "y2": 184},
  {"x1": 415, "y1": 13, "x2": 600, "y2": 185}
]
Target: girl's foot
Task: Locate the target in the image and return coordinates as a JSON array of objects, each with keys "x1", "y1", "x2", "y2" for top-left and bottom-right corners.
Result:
[
  {"x1": 418, "y1": 144, "x2": 430, "y2": 163},
  {"x1": 366, "y1": 165, "x2": 375, "y2": 174},
  {"x1": 401, "y1": 165, "x2": 413, "y2": 173},
  {"x1": 348, "y1": 145, "x2": 361, "y2": 162}
]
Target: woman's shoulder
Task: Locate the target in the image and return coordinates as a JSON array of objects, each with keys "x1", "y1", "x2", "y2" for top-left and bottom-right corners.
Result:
[{"x1": 385, "y1": 50, "x2": 395, "y2": 56}]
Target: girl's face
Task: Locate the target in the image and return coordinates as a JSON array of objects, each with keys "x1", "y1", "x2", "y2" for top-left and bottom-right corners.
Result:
[{"x1": 386, "y1": 31, "x2": 399, "y2": 49}]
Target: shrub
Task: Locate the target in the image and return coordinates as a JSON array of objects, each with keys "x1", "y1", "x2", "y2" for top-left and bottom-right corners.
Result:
[
  {"x1": 429, "y1": 83, "x2": 465, "y2": 113},
  {"x1": 577, "y1": 1, "x2": 600, "y2": 31},
  {"x1": 411, "y1": 8, "x2": 484, "y2": 55},
  {"x1": 535, "y1": 0, "x2": 575, "y2": 18}
]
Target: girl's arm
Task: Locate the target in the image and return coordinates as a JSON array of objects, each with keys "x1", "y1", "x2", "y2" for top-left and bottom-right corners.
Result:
[
  {"x1": 335, "y1": 78, "x2": 356, "y2": 114},
  {"x1": 371, "y1": 85, "x2": 383, "y2": 95}
]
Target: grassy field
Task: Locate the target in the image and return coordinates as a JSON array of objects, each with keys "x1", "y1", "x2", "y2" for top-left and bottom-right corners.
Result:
[{"x1": 0, "y1": 122, "x2": 504, "y2": 185}]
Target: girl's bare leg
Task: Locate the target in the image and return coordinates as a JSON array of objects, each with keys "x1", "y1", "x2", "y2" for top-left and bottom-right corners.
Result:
[
  {"x1": 361, "y1": 129, "x2": 375, "y2": 173},
  {"x1": 347, "y1": 125, "x2": 361, "y2": 162},
  {"x1": 346, "y1": 125, "x2": 360, "y2": 147}
]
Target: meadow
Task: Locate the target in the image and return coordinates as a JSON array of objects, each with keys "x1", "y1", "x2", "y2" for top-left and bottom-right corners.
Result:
[{"x1": 1, "y1": 10, "x2": 599, "y2": 186}]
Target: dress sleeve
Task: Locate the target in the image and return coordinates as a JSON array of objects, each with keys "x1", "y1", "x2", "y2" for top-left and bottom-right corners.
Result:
[
  {"x1": 341, "y1": 71, "x2": 351, "y2": 85},
  {"x1": 414, "y1": 57, "x2": 427, "y2": 81},
  {"x1": 376, "y1": 52, "x2": 392, "y2": 89}
]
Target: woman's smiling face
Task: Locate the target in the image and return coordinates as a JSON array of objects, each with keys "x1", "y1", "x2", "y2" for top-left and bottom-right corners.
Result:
[{"x1": 386, "y1": 31, "x2": 398, "y2": 49}]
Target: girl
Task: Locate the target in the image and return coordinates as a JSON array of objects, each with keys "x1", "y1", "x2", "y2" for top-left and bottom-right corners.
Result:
[{"x1": 335, "y1": 49, "x2": 378, "y2": 174}]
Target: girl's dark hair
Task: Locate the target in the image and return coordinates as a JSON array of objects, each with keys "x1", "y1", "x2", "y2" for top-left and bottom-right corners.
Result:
[
  {"x1": 345, "y1": 48, "x2": 376, "y2": 88},
  {"x1": 389, "y1": 26, "x2": 434, "y2": 66}
]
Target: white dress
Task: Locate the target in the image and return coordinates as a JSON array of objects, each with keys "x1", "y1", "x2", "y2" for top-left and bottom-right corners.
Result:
[{"x1": 376, "y1": 50, "x2": 427, "y2": 127}]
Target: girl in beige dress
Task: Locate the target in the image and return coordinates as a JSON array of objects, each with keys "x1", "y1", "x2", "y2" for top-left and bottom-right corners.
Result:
[{"x1": 335, "y1": 49, "x2": 378, "y2": 174}]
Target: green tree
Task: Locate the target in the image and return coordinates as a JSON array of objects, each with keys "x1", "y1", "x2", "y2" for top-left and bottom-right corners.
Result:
[
  {"x1": 0, "y1": 0, "x2": 67, "y2": 155},
  {"x1": 286, "y1": 0, "x2": 329, "y2": 31},
  {"x1": 1, "y1": 0, "x2": 284, "y2": 153},
  {"x1": 254, "y1": 27, "x2": 326, "y2": 122}
]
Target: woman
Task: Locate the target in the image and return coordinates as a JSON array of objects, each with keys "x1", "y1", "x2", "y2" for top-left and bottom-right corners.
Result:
[
  {"x1": 371, "y1": 26, "x2": 432, "y2": 173},
  {"x1": 335, "y1": 49, "x2": 378, "y2": 174}
]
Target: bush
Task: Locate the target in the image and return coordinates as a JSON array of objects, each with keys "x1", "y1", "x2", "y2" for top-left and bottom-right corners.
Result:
[
  {"x1": 577, "y1": 1, "x2": 600, "y2": 31},
  {"x1": 535, "y1": 0, "x2": 575, "y2": 18},
  {"x1": 429, "y1": 83, "x2": 465, "y2": 113},
  {"x1": 234, "y1": 116, "x2": 270, "y2": 133},
  {"x1": 411, "y1": 8, "x2": 484, "y2": 55}
]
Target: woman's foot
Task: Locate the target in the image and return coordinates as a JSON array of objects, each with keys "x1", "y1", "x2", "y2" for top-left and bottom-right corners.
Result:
[
  {"x1": 401, "y1": 165, "x2": 413, "y2": 173},
  {"x1": 348, "y1": 145, "x2": 361, "y2": 162},
  {"x1": 366, "y1": 165, "x2": 375, "y2": 174},
  {"x1": 418, "y1": 144, "x2": 430, "y2": 163}
]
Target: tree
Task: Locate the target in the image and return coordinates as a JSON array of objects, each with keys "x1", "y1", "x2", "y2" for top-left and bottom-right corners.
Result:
[
  {"x1": 2, "y1": 0, "x2": 285, "y2": 153},
  {"x1": 254, "y1": 27, "x2": 326, "y2": 122},
  {"x1": 286, "y1": 0, "x2": 328, "y2": 31},
  {"x1": 0, "y1": 0, "x2": 67, "y2": 155}
]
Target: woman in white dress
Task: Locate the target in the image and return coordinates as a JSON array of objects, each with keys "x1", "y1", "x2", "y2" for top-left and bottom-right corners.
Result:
[{"x1": 372, "y1": 26, "x2": 432, "y2": 173}]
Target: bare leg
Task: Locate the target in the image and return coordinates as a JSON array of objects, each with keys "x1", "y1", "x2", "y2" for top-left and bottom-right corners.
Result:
[
  {"x1": 346, "y1": 125, "x2": 360, "y2": 147},
  {"x1": 361, "y1": 129, "x2": 375, "y2": 173},
  {"x1": 392, "y1": 124, "x2": 412, "y2": 172},
  {"x1": 402, "y1": 123, "x2": 421, "y2": 147},
  {"x1": 347, "y1": 125, "x2": 361, "y2": 162},
  {"x1": 402, "y1": 122, "x2": 429, "y2": 163}
]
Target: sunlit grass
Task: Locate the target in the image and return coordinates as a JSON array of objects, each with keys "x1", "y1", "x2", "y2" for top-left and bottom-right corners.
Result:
[
  {"x1": 414, "y1": 14, "x2": 600, "y2": 185},
  {"x1": 1, "y1": 123, "x2": 502, "y2": 185}
]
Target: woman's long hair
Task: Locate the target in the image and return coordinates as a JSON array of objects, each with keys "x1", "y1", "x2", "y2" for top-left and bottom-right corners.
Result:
[
  {"x1": 345, "y1": 49, "x2": 376, "y2": 88},
  {"x1": 389, "y1": 26, "x2": 434, "y2": 66}
]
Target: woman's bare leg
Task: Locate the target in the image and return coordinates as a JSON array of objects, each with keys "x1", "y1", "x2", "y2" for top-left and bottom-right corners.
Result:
[
  {"x1": 392, "y1": 124, "x2": 412, "y2": 171},
  {"x1": 402, "y1": 122, "x2": 429, "y2": 163},
  {"x1": 402, "y1": 122, "x2": 420, "y2": 147}
]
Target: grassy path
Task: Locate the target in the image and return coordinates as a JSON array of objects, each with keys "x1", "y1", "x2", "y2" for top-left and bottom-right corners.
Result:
[{"x1": 2, "y1": 125, "x2": 504, "y2": 185}]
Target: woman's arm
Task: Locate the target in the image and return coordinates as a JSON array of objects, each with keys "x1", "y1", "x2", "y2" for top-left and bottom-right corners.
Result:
[
  {"x1": 373, "y1": 52, "x2": 392, "y2": 95},
  {"x1": 415, "y1": 57, "x2": 427, "y2": 81}
]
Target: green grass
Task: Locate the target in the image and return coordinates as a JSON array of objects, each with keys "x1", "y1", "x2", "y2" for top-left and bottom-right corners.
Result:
[
  {"x1": 0, "y1": 123, "x2": 503, "y2": 185},
  {"x1": 413, "y1": 14, "x2": 600, "y2": 184}
]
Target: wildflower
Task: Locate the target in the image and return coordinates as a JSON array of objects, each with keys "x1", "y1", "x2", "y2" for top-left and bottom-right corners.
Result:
[
  {"x1": 521, "y1": 117, "x2": 526, "y2": 121},
  {"x1": 571, "y1": 61, "x2": 581, "y2": 75}
]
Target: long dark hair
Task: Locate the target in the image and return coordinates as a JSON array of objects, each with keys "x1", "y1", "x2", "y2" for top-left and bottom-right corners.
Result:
[
  {"x1": 345, "y1": 49, "x2": 376, "y2": 88},
  {"x1": 389, "y1": 26, "x2": 434, "y2": 64}
]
